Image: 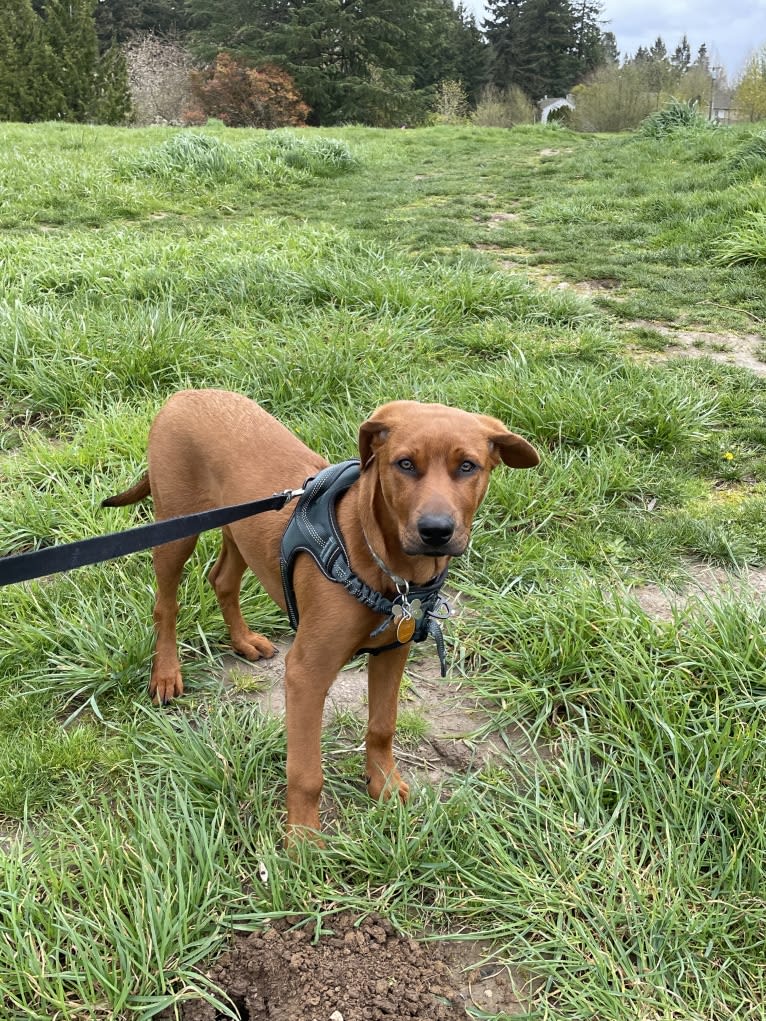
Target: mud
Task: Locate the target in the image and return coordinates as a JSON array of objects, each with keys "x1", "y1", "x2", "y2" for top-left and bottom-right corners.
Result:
[{"x1": 166, "y1": 913, "x2": 526, "y2": 1020}]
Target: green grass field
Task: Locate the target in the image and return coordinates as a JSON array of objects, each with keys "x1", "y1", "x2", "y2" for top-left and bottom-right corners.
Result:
[{"x1": 1, "y1": 118, "x2": 766, "y2": 1019}]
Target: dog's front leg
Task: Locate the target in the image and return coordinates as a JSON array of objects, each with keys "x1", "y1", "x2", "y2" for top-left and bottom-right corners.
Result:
[
  {"x1": 366, "y1": 643, "x2": 411, "y2": 804},
  {"x1": 283, "y1": 636, "x2": 349, "y2": 839}
]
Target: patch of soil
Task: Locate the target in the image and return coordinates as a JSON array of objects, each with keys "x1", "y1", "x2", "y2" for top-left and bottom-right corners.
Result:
[
  {"x1": 630, "y1": 562, "x2": 766, "y2": 621},
  {"x1": 222, "y1": 637, "x2": 543, "y2": 785},
  {"x1": 487, "y1": 211, "x2": 521, "y2": 225},
  {"x1": 627, "y1": 320, "x2": 766, "y2": 375},
  {"x1": 166, "y1": 913, "x2": 526, "y2": 1020}
]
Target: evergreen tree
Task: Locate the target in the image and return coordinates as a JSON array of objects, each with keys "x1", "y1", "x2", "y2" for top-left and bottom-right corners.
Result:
[
  {"x1": 413, "y1": 0, "x2": 488, "y2": 103},
  {"x1": 484, "y1": 0, "x2": 525, "y2": 91},
  {"x1": 671, "y1": 34, "x2": 691, "y2": 75},
  {"x1": 91, "y1": 44, "x2": 133, "y2": 123},
  {"x1": 572, "y1": 0, "x2": 604, "y2": 77},
  {"x1": 185, "y1": 0, "x2": 468, "y2": 125},
  {"x1": 599, "y1": 30, "x2": 618, "y2": 66},
  {"x1": 454, "y1": 7, "x2": 490, "y2": 102},
  {"x1": 486, "y1": 0, "x2": 607, "y2": 99},
  {"x1": 94, "y1": 0, "x2": 189, "y2": 49},
  {"x1": 42, "y1": 0, "x2": 100, "y2": 120},
  {"x1": 0, "y1": 0, "x2": 60, "y2": 120}
]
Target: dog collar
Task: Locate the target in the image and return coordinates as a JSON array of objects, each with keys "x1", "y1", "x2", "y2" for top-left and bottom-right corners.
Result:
[{"x1": 279, "y1": 460, "x2": 451, "y2": 675}]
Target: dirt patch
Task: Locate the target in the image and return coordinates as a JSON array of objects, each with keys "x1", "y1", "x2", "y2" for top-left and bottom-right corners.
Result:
[
  {"x1": 487, "y1": 211, "x2": 521, "y2": 225},
  {"x1": 166, "y1": 913, "x2": 526, "y2": 1020},
  {"x1": 222, "y1": 638, "x2": 536, "y2": 785},
  {"x1": 627, "y1": 320, "x2": 766, "y2": 375},
  {"x1": 630, "y1": 562, "x2": 766, "y2": 621}
]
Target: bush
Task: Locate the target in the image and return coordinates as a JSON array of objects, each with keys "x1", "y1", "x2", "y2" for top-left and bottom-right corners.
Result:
[
  {"x1": 570, "y1": 65, "x2": 657, "y2": 133},
  {"x1": 639, "y1": 97, "x2": 711, "y2": 137},
  {"x1": 714, "y1": 212, "x2": 766, "y2": 267},
  {"x1": 726, "y1": 130, "x2": 766, "y2": 178},
  {"x1": 471, "y1": 85, "x2": 535, "y2": 128},
  {"x1": 120, "y1": 130, "x2": 358, "y2": 186},
  {"x1": 432, "y1": 79, "x2": 469, "y2": 124},
  {"x1": 124, "y1": 32, "x2": 194, "y2": 126},
  {"x1": 190, "y1": 54, "x2": 309, "y2": 129}
]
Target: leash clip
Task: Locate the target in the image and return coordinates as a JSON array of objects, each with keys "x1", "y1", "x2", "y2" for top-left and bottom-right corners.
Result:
[{"x1": 276, "y1": 487, "x2": 305, "y2": 506}]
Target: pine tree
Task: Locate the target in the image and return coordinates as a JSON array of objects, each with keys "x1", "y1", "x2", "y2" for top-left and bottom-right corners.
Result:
[
  {"x1": 486, "y1": 0, "x2": 608, "y2": 99},
  {"x1": 0, "y1": 0, "x2": 58, "y2": 120},
  {"x1": 572, "y1": 0, "x2": 604, "y2": 78},
  {"x1": 94, "y1": 0, "x2": 188, "y2": 49},
  {"x1": 485, "y1": 0, "x2": 525, "y2": 91},
  {"x1": 43, "y1": 0, "x2": 101, "y2": 121},
  {"x1": 599, "y1": 30, "x2": 618, "y2": 67},
  {"x1": 454, "y1": 7, "x2": 490, "y2": 102},
  {"x1": 90, "y1": 45, "x2": 133, "y2": 123},
  {"x1": 671, "y1": 34, "x2": 691, "y2": 75}
]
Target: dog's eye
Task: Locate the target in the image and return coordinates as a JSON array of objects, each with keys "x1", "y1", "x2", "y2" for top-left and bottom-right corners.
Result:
[
  {"x1": 396, "y1": 458, "x2": 416, "y2": 473},
  {"x1": 459, "y1": 460, "x2": 479, "y2": 474}
]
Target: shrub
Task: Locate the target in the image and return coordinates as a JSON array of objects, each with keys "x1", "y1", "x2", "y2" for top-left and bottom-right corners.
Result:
[
  {"x1": 124, "y1": 33, "x2": 194, "y2": 126},
  {"x1": 570, "y1": 65, "x2": 657, "y2": 133},
  {"x1": 471, "y1": 85, "x2": 535, "y2": 128},
  {"x1": 120, "y1": 130, "x2": 358, "y2": 185},
  {"x1": 714, "y1": 212, "x2": 766, "y2": 267},
  {"x1": 432, "y1": 79, "x2": 469, "y2": 124},
  {"x1": 190, "y1": 54, "x2": 309, "y2": 129},
  {"x1": 726, "y1": 130, "x2": 766, "y2": 178},
  {"x1": 639, "y1": 97, "x2": 711, "y2": 137}
]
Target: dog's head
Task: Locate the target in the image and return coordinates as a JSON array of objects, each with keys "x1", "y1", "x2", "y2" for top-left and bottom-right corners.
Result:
[{"x1": 359, "y1": 401, "x2": 539, "y2": 558}]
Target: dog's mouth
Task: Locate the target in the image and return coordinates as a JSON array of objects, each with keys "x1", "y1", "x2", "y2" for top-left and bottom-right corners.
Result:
[{"x1": 402, "y1": 535, "x2": 468, "y2": 558}]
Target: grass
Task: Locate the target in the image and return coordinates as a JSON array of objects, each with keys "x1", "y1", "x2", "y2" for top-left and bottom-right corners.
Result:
[{"x1": 1, "y1": 118, "x2": 766, "y2": 1019}]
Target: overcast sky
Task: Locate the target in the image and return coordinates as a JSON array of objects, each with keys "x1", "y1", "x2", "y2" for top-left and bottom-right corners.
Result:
[{"x1": 463, "y1": 1, "x2": 766, "y2": 79}]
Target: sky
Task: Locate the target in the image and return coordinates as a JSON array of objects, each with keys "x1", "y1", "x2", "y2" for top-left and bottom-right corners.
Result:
[{"x1": 462, "y1": 1, "x2": 766, "y2": 80}]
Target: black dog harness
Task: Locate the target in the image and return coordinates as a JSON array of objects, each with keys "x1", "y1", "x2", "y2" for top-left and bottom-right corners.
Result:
[{"x1": 279, "y1": 460, "x2": 451, "y2": 675}]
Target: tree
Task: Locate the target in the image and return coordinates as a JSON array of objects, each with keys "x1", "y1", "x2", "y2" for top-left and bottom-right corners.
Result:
[
  {"x1": 185, "y1": 0, "x2": 447, "y2": 125},
  {"x1": 0, "y1": 0, "x2": 60, "y2": 120},
  {"x1": 484, "y1": 0, "x2": 526, "y2": 91},
  {"x1": 570, "y1": 62, "x2": 657, "y2": 131},
  {"x1": 735, "y1": 46, "x2": 766, "y2": 121},
  {"x1": 453, "y1": 6, "x2": 490, "y2": 102},
  {"x1": 191, "y1": 53, "x2": 309, "y2": 127},
  {"x1": 599, "y1": 30, "x2": 619, "y2": 67},
  {"x1": 93, "y1": 0, "x2": 189, "y2": 49},
  {"x1": 91, "y1": 44, "x2": 132, "y2": 123},
  {"x1": 486, "y1": 0, "x2": 608, "y2": 99},
  {"x1": 125, "y1": 32, "x2": 194, "y2": 124},
  {"x1": 43, "y1": 0, "x2": 100, "y2": 120},
  {"x1": 572, "y1": 0, "x2": 605, "y2": 77},
  {"x1": 413, "y1": 0, "x2": 489, "y2": 104},
  {"x1": 671, "y1": 34, "x2": 691, "y2": 75}
]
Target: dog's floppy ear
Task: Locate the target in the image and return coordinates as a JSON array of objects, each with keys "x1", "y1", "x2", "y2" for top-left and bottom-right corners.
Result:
[
  {"x1": 358, "y1": 418, "x2": 389, "y2": 470},
  {"x1": 476, "y1": 414, "x2": 540, "y2": 468}
]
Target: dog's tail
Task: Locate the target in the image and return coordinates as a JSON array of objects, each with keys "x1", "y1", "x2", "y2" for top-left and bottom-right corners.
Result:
[{"x1": 101, "y1": 473, "x2": 151, "y2": 508}]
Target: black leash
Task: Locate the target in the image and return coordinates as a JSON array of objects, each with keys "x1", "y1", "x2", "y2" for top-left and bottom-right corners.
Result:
[{"x1": 0, "y1": 487, "x2": 304, "y2": 588}]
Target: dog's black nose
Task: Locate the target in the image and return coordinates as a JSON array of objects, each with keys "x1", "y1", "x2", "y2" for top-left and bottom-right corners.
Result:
[{"x1": 417, "y1": 514, "x2": 455, "y2": 548}]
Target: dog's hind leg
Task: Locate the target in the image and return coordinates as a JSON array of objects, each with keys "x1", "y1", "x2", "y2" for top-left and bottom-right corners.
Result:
[
  {"x1": 208, "y1": 528, "x2": 276, "y2": 661},
  {"x1": 150, "y1": 535, "x2": 198, "y2": 705}
]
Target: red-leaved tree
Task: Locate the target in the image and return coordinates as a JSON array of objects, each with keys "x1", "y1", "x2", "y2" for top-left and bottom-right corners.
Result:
[{"x1": 190, "y1": 54, "x2": 309, "y2": 128}]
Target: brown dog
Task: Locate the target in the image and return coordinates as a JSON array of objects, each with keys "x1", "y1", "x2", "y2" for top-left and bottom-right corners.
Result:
[{"x1": 104, "y1": 389, "x2": 539, "y2": 836}]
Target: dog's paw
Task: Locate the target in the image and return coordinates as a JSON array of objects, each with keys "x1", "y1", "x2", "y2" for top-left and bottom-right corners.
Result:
[
  {"x1": 367, "y1": 768, "x2": 409, "y2": 804},
  {"x1": 232, "y1": 630, "x2": 277, "y2": 662},
  {"x1": 149, "y1": 669, "x2": 184, "y2": 706}
]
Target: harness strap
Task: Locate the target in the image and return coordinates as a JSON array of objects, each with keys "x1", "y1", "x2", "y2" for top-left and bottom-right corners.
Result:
[{"x1": 279, "y1": 461, "x2": 450, "y2": 675}]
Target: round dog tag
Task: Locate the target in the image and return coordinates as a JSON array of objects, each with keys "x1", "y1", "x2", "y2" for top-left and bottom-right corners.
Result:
[{"x1": 396, "y1": 616, "x2": 416, "y2": 643}]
